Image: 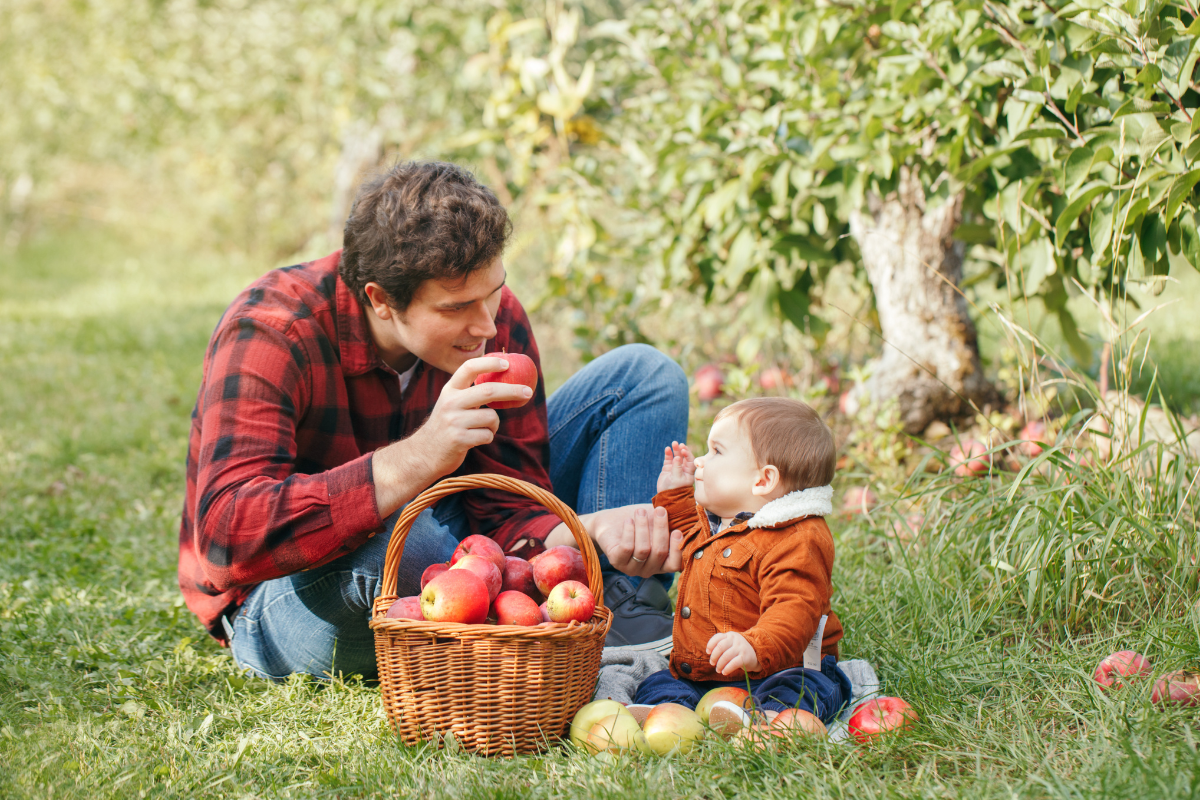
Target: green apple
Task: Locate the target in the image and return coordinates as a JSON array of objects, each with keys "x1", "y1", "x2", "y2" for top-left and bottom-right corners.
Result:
[
  {"x1": 587, "y1": 713, "x2": 650, "y2": 755},
  {"x1": 641, "y1": 703, "x2": 705, "y2": 756},
  {"x1": 569, "y1": 700, "x2": 632, "y2": 752}
]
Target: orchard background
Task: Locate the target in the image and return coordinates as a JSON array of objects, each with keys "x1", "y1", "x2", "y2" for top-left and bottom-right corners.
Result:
[{"x1": 3, "y1": 0, "x2": 1200, "y2": 797}]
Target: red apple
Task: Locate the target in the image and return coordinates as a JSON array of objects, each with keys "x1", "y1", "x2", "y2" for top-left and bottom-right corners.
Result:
[
  {"x1": 532, "y1": 545, "x2": 587, "y2": 596},
  {"x1": 450, "y1": 534, "x2": 506, "y2": 572},
  {"x1": 420, "y1": 563, "x2": 449, "y2": 590},
  {"x1": 545, "y1": 580, "x2": 596, "y2": 623},
  {"x1": 491, "y1": 590, "x2": 543, "y2": 626},
  {"x1": 842, "y1": 486, "x2": 877, "y2": 515},
  {"x1": 1020, "y1": 420, "x2": 1049, "y2": 457},
  {"x1": 822, "y1": 374, "x2": 840, "y2": 394},
  {"x1": 1093, "y1": 650, "x2": 1151, "y2": 689},
  {"x1": 848, "y1": 697, "x2": 917, "y2": 743},
  {"x1": 838, "y1": 389, "x2": 857, "y2": 416},
  {"x1": 539, "y1": 601, "x2": 551, "y2": 622},
  {"x1": 1152, "y1": 670, "x2": 1200, "y2": 706},
  {"x1": 758, "y1": 366, "x2": 790, "y2": 391},
  {"x1": 695, "y1": 686, "x2": 751, "y2": 725},
  {"x1": 501, "y1": 556, "x2": 541, "y2": 600},
  {"x1": 694, "y1": 364, "x2": 724, "y2": 403},
  {"x1": 420, "y1": 569, "x2": 490, "y2": 624},
  {"x1": 950, "y1": 439, "x2": 990, "y2": 477},
  {"x1": 385, "y1": 596, "x2": 424, "y2": 620},
  {"x1": 449, "y1": 554, "x2": 502, "y2": 603},
  {"x1": 473, "y1": 351, "x2": 538, "y2": 409}
]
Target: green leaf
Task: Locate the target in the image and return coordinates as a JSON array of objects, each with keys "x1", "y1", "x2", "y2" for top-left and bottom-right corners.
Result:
[
  {"x1": 1063, "y1": 146, "x2": 1095, "y2": 195},
  {"x1": 1179, "y1": 212, "x2": 1200, "y2": 271},
  {"x1": 1021, "y1": 238, "x2": 1056, "y2": 296},
  {"x1": 777, "y1": 274, "x2": 830, "y2": 337},
  {"x1": 1056, "y1": 182, "x2": 1111, "y2": 246},
  {"x1": 1165, "y1": 168, "x2": 1200, "y2": 223},
  {"x1": 1057, "y1": 309, "x2": 1094, "y2": 366},
  {"x1": 1140, "y1": 213, "x2": 1168, "y2": 265},
  {"x1": 1090, "y1": 203, "x2": 1115, "y2": 258}
]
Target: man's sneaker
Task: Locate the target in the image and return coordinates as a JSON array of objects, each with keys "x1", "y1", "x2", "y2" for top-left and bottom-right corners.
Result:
[{"x1": 602, "y1": 575, "x2": 675, "y2": 654}]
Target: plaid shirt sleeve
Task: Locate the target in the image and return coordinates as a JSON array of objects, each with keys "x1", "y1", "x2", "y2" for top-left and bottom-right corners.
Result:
[
  {"x1": 453, "y1": 290, "x2": 560, "y2": 559},
  {"x1": 191, "y1": 315, "x2": 381, "y2": 593}
]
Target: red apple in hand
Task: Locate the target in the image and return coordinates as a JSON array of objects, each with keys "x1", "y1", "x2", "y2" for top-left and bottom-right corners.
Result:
[
  {"x1": 848, "y1": 697, "x2": 917, "y2": 743},
  {"x1": 473, "y1": 352, "x2": 538, "y2": 409},
  {"x1": 385, "y1": 596, "x2": 424, "y2": 620},
  {"x1": 1093, "y1": 650, "x2": 1151, "y2": 689},
  {"x1": 501, "y1": 556, "x2": 541, "y2": 600},
  {"x1": 1152, "y1": 671, "x2": 1200, "y2": 706},
  {"x1": 420, "y1": 563, "x2": 449, "y2": 590},
  {"x1": 532, "y1": 545, "x2": 586, "y2": 596},
  {"x1": 950, "y1": 440, "x2": 990, "y2": 477},
  {"x1": 492, "y1": 590, "x2": 543, "y2": 626},
  {"x1": 545, "y1": 580, "x2": 595, "y2": 622},
  {"x1": 694, "y1": 364, "x2": 724, "y2": 403},
  {"x1": 449, "y1": 554, "x2": 502, "y2": 603},
  {"x1": 450, "y1": 534, "x2": 506, "y2": 572},
  {"x1": 420, "y1": 570, "x2": 490, "y2": 624}
]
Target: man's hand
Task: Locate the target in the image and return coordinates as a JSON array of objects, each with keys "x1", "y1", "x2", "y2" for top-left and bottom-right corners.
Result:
[
  {"x1": 594, "y1": 505, "x2": 683, "y2": 579},
  {"x1": 706, "y1": 631, "x2": 760, "y2": 676},
  {"x1": 657, "y1": 441, "x2": 696, "y2": 493},
  {"x1": 371, "y1": 356, "x2": 533, "y2": 516}
]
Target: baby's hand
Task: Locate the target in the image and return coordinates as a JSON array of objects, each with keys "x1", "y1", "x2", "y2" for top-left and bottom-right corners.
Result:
[
  {"x1": 657, "y1": 442, "x2": 696, "y2": 493},
  {"x1": 706, "y1": 631, "x2": 760, "y2": 676}
]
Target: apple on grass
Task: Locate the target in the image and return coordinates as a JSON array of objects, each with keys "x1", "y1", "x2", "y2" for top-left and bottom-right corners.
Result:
[
  {"x1": 450, "y1": 534, "x2": 505, "y2": 572},
  {"x1": 569, "y1": 700, "x2": 632, "y2": 751},
  {"x1": 420, "y1": 570, "x2": 490, "y2": 625},
  {"x1": 491, "y1": 590, "x2": 542, "y2": 626},
  {"x1": 545, "y1": 580, "x2": 596, "y2": 623},
  {"x1": 449, "y1": 554, "x2": 502, "y2": 603},
  {"x1": 1020, "y1": 420, "x2": 1049, "y2": 457},
  {"x1": 694, "y1": 364, "x2": 724, "y2": 403},
  {"x1": 587, "y1": 713, "x2": 650, "y2": 755},
  {"x1": 842, "y1": 486, "x2": 877, "y2": 516},
  {"x1": 385, "y1": 596, "x2": 424, "y2": 620},
  {"x1": 501, "y1": 556, "x2": 542, "y2": 600},
  {"x1": 420, "y1": 563, "x2": 448, "y2": 590},
  {"x1": 473, "y1": 351, "x2": 538, "y2": 409},
  {"x1": 949, "y1": 440, "x2": 990, "y2": 477},
  {"x1": 642, "y1": 703, "x2": 705, "y2": 755},
  {"x1": 1152, "y1": 671, "x2": 1200, "y2": 706},
  {"x1": 532, "y1": 546, "x2": 587, "y2": 596},
  {"x1": 771, "y1": 708, "x2": 826, "y2": 737},
  {"x1": 848, "y1": 697, "x2": 917, "y2": 743},
  {"x1": 1093, "y1": 650, "x2": 1151, "y2": 689}
]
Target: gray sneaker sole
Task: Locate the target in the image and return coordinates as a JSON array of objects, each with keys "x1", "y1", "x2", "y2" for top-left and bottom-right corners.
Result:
[{"x1": 605, "y1": 635, "x2": 673, "y2": 655}]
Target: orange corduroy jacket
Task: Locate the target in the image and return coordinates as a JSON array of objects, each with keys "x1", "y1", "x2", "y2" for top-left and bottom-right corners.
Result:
[{"x1": 654, "y1": 485, "x2": 844, "y2": 683}]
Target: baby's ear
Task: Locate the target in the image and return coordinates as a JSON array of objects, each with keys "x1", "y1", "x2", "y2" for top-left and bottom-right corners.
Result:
[{"x1": 752, "y1": 465, "x2": 781, "y2": 496}]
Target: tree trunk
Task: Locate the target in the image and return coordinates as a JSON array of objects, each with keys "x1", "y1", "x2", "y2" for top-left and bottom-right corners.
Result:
[{"x1": 847, "y1": 167, "x2": 999, "y2": 434}]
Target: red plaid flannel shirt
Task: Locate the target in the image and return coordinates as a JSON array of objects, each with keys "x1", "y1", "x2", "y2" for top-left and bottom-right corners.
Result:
[{"x1": 179, "y1": 252, "x2": 558, "y2": 643}]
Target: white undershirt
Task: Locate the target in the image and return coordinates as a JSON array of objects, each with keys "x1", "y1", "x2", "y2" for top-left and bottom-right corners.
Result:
[{"x1": 398, "y1": 362, "x2": 418, "y2": 394}]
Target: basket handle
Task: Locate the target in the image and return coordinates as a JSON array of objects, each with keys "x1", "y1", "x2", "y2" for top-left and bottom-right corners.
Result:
[{"x1": 380, "y1": 474, "x2": 604, "y2": 607}]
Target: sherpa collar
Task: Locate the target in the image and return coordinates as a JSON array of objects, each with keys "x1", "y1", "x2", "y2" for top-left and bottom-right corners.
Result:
[{"x1": 747, "y1": 485, "x2": 833, "y2": 529}]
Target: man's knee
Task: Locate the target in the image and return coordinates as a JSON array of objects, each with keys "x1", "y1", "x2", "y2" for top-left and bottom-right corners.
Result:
[{"x1": 604, "y1": 344, "x2": 688, "y2": 398}]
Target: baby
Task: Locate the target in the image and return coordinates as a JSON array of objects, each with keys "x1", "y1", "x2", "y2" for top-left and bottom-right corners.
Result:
[{"x1": 633, "y1": 397, "x2": 850, "y2": 728}]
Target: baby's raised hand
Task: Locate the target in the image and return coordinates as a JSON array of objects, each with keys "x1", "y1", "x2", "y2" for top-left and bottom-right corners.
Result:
[
  {"x1": 657, "y1": 441, "x2": 696, "y2": 492},
  {"x1": 706, "y1": 631, "x2": 760, "y2": 676}
]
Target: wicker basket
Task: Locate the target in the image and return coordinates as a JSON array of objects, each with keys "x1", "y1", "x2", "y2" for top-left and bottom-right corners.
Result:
[{"x1": 370, "y1": 475, "x2": 612, "y2": 756}]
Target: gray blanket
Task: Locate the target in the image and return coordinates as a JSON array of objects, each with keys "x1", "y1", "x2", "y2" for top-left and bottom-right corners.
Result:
[{"x1": 591, "y1": 648, "x2": 880, "y2": 742}]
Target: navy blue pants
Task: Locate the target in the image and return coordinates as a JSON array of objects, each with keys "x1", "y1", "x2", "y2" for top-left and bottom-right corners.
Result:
[{"x1": 634, "y1": 655, "x2": 851, "y2": 722}]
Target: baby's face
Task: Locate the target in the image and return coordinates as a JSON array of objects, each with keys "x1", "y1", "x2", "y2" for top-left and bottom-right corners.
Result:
[{"x1": 694, "y1": 414, "x2": 763, "y2": 518}]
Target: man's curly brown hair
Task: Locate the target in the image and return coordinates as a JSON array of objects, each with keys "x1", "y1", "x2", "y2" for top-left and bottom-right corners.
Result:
[{"x1": 339, "y1": 161, "x2": 512, "y2": 312}]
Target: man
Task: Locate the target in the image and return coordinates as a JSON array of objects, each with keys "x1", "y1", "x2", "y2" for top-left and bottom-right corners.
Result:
[{"x1": 179, "y1": 161, "x2": 689, "y2": 679}]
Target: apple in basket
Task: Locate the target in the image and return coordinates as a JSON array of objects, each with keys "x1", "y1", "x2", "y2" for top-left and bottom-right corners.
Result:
[
  {"x1": 385, "y1": 596, "x2": 424, "y2": 621},
  {"x1": 848, "y1": 697, "x2": 917, "y2": 743},
  {"x1": 501, "y1": 555, "x2": 542, "y2": 600},
  {"x1": 450, "y1": 534, "x2": 506, "y2": 572},
  {"x1": 545, "y1": 580, "x2": 595, "y2": 623},
  {"x1": 420, "y1": 570, "x2": 490, "y2": 625},
  {"x1": 449, "y1": 554, "x2": 502, "y2": 603},
  {"x1": 420, "y1": 563, "x2": 448, "y2": 589},
  {"x1": 473, "y1": 351, "x2": 539, "y2": 409},
  {"x1": 492, "y1": 590, "x2": 542, "y2": 626},
  {"x1": 539, "y1": 601, "x2": 551, "y2": 622},
  {"x1": 532, "y1": 545, "x2": 587, "y2": 596}
]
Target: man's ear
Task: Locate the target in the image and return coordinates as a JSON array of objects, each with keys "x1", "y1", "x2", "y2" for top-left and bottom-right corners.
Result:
[
  {"x1": 752, "y1": 465, "x2": 781, "y2": 497},
  {"x1": 363, "y1": 282, "x2": 396, "y2": 320}
]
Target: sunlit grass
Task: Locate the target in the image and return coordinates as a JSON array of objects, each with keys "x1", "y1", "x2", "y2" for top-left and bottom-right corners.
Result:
[{"x1": 3, "y1": 227, "x2": 1200, "y2": 798}]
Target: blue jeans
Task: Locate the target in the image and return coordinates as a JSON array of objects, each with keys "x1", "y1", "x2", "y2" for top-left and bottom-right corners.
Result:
[
  {"x1": 228, "y1": 344, "x2": 688, "y2": 680},
  {"x1": 634, "y1": 656, "x2": 852, "y2": 722}
]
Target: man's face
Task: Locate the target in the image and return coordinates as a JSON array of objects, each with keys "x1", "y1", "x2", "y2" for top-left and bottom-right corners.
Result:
[
  {"x1": 371, "y1": 258, "x2": 507, "y2": 375},
  {"x1": 693, "y1": 414, "x2": 763, "y2": 518}
]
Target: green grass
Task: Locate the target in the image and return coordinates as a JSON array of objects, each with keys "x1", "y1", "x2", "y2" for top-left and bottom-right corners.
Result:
[{"x1": 3, "y1": 228, "x2": 1200, "y2": 798}]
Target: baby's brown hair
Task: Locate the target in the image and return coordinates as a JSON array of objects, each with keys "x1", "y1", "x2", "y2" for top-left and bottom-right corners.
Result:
[{"x1": 714, "y1": 397, "x2": 836, "y2": 493}]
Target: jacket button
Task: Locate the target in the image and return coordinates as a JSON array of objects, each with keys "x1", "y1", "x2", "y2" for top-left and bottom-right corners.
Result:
[
  {"x1": 681, "y1": 606, "x2": 691, "y2": 619},
  {"x1": 722, "y1": 547, "x2": 732, "y2": 558},
  {"x1": 680, "y1": 662, "x2": 692, "y2": 674},
  {"x1": 694, "y1": 549, "x2": 704, "y2": 559}
]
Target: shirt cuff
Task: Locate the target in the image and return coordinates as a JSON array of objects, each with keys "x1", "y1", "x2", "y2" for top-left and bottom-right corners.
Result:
[{"x1": 325, "y1": 452, "x2": 383, "y2": 546}]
